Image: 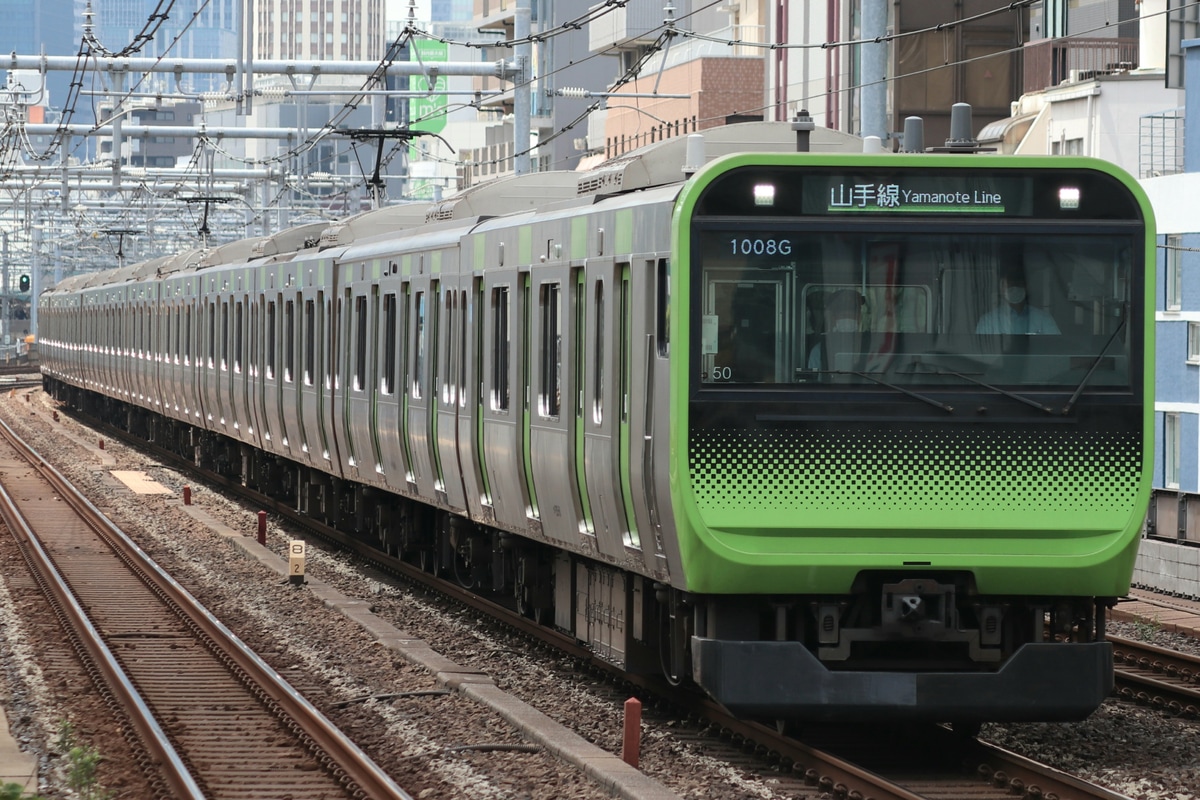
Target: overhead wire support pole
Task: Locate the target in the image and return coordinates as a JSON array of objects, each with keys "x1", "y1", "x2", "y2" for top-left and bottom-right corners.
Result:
[{"x1": 514, "y1": 0, "x2": 532, "y2": 175}]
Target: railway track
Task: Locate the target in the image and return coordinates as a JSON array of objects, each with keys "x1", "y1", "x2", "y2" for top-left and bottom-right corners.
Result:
[
  {"x1": 0, "y1": 411, "x2": 411, "y2": 800},
  {"x1": 45, "y1": 390, "x2": 1146, "y2": 800},
  {"x1": 1112, "y1": 634, "x2": 1200, "y2": 716}
]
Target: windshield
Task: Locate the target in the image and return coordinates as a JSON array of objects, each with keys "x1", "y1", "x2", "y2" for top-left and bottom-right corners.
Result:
[{"x1": 695, "y1": 229, "x2": 1135, "y2": 391}]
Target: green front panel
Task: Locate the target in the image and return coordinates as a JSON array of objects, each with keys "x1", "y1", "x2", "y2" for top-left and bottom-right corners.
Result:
[{"x1": 667, "y1": 152, "x2": 1155, "y2": 598}]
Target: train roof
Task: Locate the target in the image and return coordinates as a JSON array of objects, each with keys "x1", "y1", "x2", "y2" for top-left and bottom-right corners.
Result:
[
  {"x1": 250, "y1": 221, "x2": 330, "y2": 258},
  {"x1": 199, "y1": 236, "x2": 270, "y2": 268},
  {"x1": 575, "y1": 120, "x2": 863, "y2": 196},
  {"x1": 318, "y1": 203, "x2": 434, "y2": 249},
  {"x1": 424, "y1": 172, "x2": 583, "y2": 223}
]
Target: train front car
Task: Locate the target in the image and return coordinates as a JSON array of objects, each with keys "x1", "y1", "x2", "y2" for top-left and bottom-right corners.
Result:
[{"x1": 673, "y1": 153, "x2": 1153, "y2": 725}]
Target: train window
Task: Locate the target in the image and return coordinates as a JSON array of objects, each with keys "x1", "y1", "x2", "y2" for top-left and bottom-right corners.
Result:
[
  {"x1": 459, "y1": 290, "x2": 468, "y2": 408},
  {"x1": 175, "y1": 305, "x2": 182, "y2": 363},
  {"x1": 694, "y1": 228, "x2": 1135, "y2": 391},
  {"x1": 414, "y1": 291, "x2": 426, "y2": 400},
  {"x1": 619, "y1": 269, "x2": 630, "y2": 423},
  {"x1": 208, "y1": 302, "x2": 216, "y2": 369},
  {"x1": 540, "y1": 282, "x2": 561, "y2": 418},
  {"x1": 656, "y1": 258, "x2": 669, "y2": 357},
  {"x1": 266, "y1": 300, "x2": 276, "y2": 379},
  {"x1": 304, "y1": 299, "x2": 315, "y2": 386},
  {"x1": 284, "y1": 299, "x2": 295, "y2": 383},
  {"x1": 354, "y1": 295, "x2": 367, "y2": 391},
  {"x1": 382, "y1": 293, "x2": 397, "y2": 395},
  {"x1": 221, "y1": 302, "x2": 230, "y2": 371},
  {"x1": 593, "y1": 280, "x2": 604, "y2": 424},
  {"x1": 234, "y1": 301, "x2": 243, "y2": 374},
  {"x1": 184, "y1": 306, "x2": 191, "y2": 366},
  {"x1": 442, "y1": 292, "x2": 455, "y2": 406},
  {"x1": 491, "y1": 286, "x2": 510, "y2": 411}
]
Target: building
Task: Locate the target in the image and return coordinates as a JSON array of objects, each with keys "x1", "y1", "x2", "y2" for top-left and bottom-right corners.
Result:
[
  {"x1": 0, "y1": 0, "x2": 76, "y2": 110},
  {"x1": 462, "y1": 0, "x2": 615, "y2": 182},
  {"x1": 85, "y1": 0, "x2": 240, "y2": 92},
  {"x1": 253, "y1": 0, "x2": 383, "y2": 61},
  {"x1": 97, "y1": 99, "x2": 202, "y2": 168}
]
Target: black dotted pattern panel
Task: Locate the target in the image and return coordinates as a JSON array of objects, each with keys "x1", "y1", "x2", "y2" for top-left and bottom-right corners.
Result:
[{"x1": 688, "y1": 427, "x2": 1143, "y2": 514}]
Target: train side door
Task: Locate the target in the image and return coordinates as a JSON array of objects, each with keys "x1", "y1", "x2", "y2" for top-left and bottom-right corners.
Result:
[
  {"x1": 528, "y1": 266, "x2": 581, "y2": 546},
  {"x1": 405, "y1": 279, "x2": 440, "y2": 503},
  {"x1": 581, "y1": 259, "x2": 631, "y2": 559},
  {"x1": 436, "y1": 278, "x2": 469, "y2": 512},
  {"x1": 375, "y1": 282, "x2": 409, "y2": 489},
  {"x1": 481, "y1": 271, "x2": 528, "y2": 532}
]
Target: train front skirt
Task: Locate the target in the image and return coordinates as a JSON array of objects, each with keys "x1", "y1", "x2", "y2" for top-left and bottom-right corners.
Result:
[{"x1": 692, "y1": 637, "x2": 1113, "y2": 722}]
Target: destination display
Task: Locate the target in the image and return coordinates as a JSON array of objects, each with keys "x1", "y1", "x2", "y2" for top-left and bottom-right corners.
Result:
[
  {"x1": 691, "y1": 165, "x2": 1143, "y2": 221},
  {"x1": 811, "y1": 175, "x2": 1019, "y2": 215}
]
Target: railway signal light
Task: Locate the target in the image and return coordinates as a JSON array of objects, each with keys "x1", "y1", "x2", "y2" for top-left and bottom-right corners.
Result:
[{"x1": 18, "y1": 274, "x2": 29, "y2": 292}]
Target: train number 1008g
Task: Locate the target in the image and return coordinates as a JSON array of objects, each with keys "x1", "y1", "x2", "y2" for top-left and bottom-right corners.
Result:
[{"x1": 731, "y1": 238, "x2": 793, "y2": 256}]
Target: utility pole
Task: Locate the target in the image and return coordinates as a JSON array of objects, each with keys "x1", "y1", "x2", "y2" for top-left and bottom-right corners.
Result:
[
  {"x1": 514, "y1": 0, "x2": 532, "y2": 175},
  {"x1": 860, "y1": 0, "x2": 888, "y2": 143}
]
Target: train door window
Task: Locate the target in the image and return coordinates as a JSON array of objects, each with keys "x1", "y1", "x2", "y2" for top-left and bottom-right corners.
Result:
[
  {"x1": 382, "y1": 293, "x2": 397, "y2": 395},
  {"x1": 249, "y1": 300, "x2": 258, "y2": 377},
  {"x1": 430, "y1": 283, "x2": 441, "y2": 403},
  {"x1": 321, "y1": 293, "x2": 330, "y2": 389},
  {"x1": 266, "y1": 300, "x2": 277, "y2": 379},
  {"x1": 184, "y1": 307, "x2": 191, "y2": 366},
  {"x1": 491, "y1": 286, "x2": 510, "y2": 412},
  {"x1": 539, "y1": 282, "x2": 561, "y2": 418},
  {"x1": 459, "y1": 290, "x2": 468, "y2": 408},
  {"x1": 221, "y1": 301, "x2": 230, "y2": 371},
  {"x1": 304, "y1": 299, "x2": 315, "y2": 386},
  {"x1": 234, "y1": 301, "x2": 244, "y2": 373},
  {"x1": 593, "y1": 280, "x2": 604, "y2": 424},
  {"x1": 619, "y1": 273, "x2": 630, "y2": 423},
  {"x1": 443, "y1": 291, "x2": 457, "y2": 406},
  {"x1": 175, "y1": 304, "x2": 183, "y2": 364},
  {"x1": 163, "y1": 307, "x2": 171, "y2": 363},
  {"x1": 414, "y1": 291, "x2": 426, "y2": 399},
  {"x1": 208, "y1": 302, "x2": 216, "y2": 369},
  {"x1": 354, "y1": 295, "x2": 368, "y2": 391},
  {"x1": 656, "y1": 258, "x2": 669, "y2": 357},
  {"x1": 401, "y1": 286, "x2": 412, "y2": 395},
  {"x1": 284, "y1": 299, "x2": 295, "y2": 383}
]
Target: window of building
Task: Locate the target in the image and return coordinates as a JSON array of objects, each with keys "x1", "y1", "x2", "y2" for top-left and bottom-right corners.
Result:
[
  {"x1": 1165, "y1": 412, "x2": 1181, "y2": 489},
  {"x1": 1167, "y1": 234, "x2": 1183, "y2": 311},
  {"x1": 1189, "y1": 322, "x2": 1200, "y2": 364}
]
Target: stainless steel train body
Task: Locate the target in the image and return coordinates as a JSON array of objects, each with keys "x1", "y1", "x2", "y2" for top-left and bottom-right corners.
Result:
[{"x1": 39, "y1": 121, "x2": 1153, "y2": 725}]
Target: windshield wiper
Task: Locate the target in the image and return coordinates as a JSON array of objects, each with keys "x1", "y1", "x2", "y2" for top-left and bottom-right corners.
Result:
[
  {"x1": 1060, "y1": 315, "x2": 1128, "y2": 415},
  {"x1": 815, "y1": 370, "x2": 955, "y2": 413},
  {"x1": 909, "y1": 358, "x2": 1056, "y2": 415}
]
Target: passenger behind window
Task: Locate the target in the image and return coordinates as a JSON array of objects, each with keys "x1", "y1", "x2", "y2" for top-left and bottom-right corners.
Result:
[
  {"x1": 975, "y1": 266, "x2": 1060, "y2": 335},
  {"x1": 808, "y1": 289, "x2": 866, "y2": 371}
]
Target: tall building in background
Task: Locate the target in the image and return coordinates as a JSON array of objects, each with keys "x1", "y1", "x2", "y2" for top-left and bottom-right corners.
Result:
[
  {"x1": 255, "y1": 0, "x2": 384, "y2": 61},
  {"x1": 84, "y1": 0, "x2": 239, "y2": 91},
  {"x1": 0, "y1": 0, "x2": 77, "y2": 111}
]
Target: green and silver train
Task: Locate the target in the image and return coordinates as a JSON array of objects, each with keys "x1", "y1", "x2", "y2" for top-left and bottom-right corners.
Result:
[{"x1": 39, "y1": 121, "x2": 1153, "y2": 725}]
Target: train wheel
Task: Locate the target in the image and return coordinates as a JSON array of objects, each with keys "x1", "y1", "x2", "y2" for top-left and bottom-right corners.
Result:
[{"x1": 417, "y1": 547, "x2": 441, "y2": 576}]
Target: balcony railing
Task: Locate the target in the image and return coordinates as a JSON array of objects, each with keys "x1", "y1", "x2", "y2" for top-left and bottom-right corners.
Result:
[{"x1": 1022, "y1": 37, "x2": 1139, "y2": 94}]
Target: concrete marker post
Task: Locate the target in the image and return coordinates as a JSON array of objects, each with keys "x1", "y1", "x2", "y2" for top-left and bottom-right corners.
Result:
[
  {"x1": 288, "y1": 540, "x2": 306, "y2": 586},
  {"x1": 621, "y1": 697, "x2": 642, "y2": 768}
]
